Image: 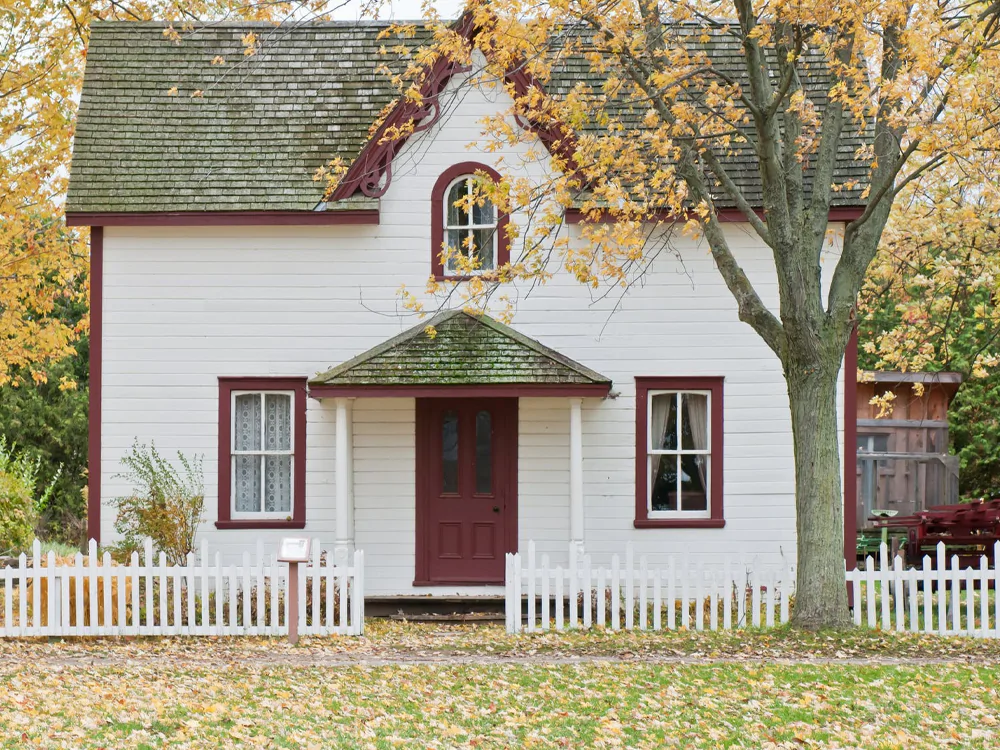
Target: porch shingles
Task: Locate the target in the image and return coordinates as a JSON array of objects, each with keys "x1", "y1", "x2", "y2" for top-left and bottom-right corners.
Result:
[{"x1": 310, "y1": 310, "x2": 611, "y2": 388}]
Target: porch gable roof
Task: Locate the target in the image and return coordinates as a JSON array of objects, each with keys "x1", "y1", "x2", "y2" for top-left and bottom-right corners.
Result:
[{"x1": 310, "y1": 310, "x2": 611, "y2": 394}]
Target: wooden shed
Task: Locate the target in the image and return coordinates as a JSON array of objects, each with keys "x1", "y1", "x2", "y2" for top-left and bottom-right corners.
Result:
[{"x1": 855, "y1": 371, "x2": 962, "y2": 530}]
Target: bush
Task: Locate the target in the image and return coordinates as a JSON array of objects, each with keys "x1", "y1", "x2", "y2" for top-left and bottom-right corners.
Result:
[
  {"x1": 112, "y1": 441, "x2": 204, "y2": 566},
  {"x1": 0, "y1": 436, "x2": 58, "y2": 555}
]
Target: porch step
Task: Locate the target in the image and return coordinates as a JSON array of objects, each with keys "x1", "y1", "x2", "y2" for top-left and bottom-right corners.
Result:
[{"x1": 365, "y1": 595, "x2": 505, "y2": 619}]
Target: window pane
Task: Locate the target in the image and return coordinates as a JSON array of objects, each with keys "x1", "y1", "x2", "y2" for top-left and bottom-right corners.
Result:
[
  {"x1": 475, "y1": 410, "x2": 492, "y2": 494},
  {"x1": 472, "y1": 228, "x2": 495, "y2": 270},
  {"x1": 447, "y1": 179, "x2": 470, "y2": 226},
  {"x1": 264, "y1": 455, "x2": 292, "y2": 513},
  {"x1": 442, "y1": 410, "x2": 459, "y2": 493},
  {"x1": 681, "y1": 393, "x2": 709, "y2": 450},
  {"x1": 234, "y1": 394, "x2": 262, "y2": 451},
  {"x1": 649, "y1": 393, "x2": 677, "y2": 450},
  {"x1": 445, "y1": 229, "x2": 468, "y2": 271},
  {"x1": 679, "y1": 454, "x2": 709, "y2": 511},
  {"x1": 472, "y1": 196, "x2": 495, "y2": 225},
  {"x1": 264, "y1": 393, "x2": 292, "y2": 451},
  {"x1": 650, "y1": 454, "x2": 678, "y2": 511},
  {"x1": 234, "y1": 455, "x2": 261, "y2": 512}
]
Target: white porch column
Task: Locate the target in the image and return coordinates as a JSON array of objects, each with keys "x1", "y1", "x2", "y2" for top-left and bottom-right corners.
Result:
[
  {"x1": 335, "y1": 397, "x2": 355, "y2": 557},
  {"x1": 569, "y1": 397, "x2": 585, "y2": 558}
]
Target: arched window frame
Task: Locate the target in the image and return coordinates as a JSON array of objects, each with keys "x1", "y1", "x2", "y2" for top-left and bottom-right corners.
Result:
[{"x1": 430, "y1": 162, "x2": 510, "y2": 280}]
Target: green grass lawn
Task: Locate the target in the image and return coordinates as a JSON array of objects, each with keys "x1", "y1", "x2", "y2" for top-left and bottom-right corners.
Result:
[
  {"x1": 2, "y1": 623, "x2": 1000, "y2": 748},
  {"x1": 2, "y1": 661, "x2": 999, "y2": 748}
]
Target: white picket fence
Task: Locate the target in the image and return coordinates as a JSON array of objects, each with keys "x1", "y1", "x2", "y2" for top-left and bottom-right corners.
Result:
[
  {"x1": 0, "y1": 538, "x2": 364, "y2": 637},
  {"x1": 505, "y1": 541, "x2": 795, "y2": 633},
  {"x1": 848, "y1": 541, "x2": 1000, "y2": 636},
  {"x1": 506, "y1": 540, "x2": 1000, "y2": 637}
]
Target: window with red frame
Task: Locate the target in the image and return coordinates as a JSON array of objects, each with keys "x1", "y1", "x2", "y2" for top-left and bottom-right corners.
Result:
[
  {"x1": 634, "y1": 377, "x2": 725, "y2": 529},
  {"x1": 216, "y1": 377, "x2": 307, "y2": 530},
  {"x1": 431, "y1": 162, "x2": 510, "y2": 279}
]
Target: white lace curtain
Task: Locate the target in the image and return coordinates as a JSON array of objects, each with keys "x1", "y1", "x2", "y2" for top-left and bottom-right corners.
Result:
[{"x1": 234, "y1": 393, "x2": 292, "y2": 513}]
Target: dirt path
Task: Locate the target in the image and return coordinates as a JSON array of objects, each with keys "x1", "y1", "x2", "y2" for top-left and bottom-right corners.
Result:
[{"x1": 3, "y1": 650, "x2": 999, "y2": 669}]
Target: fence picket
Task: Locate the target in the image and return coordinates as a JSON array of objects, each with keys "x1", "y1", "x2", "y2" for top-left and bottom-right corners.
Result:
[
  {"x1": 922, "y1": 555, "x2": 933, "y2": 634},
  {"x1": 751, "y1": 565, "x2": 761, "y2": 628},
  {"x1": 893, "y1": 553, "x2": 904, "y2": 632},
  {"x1": 640, "y1": 558, "x2": 648, "y2": 631},
  {"x1": 907, "y1": 567, "x2": 918, "y2": 634},
  {"x1": 937, "y1": 544, "x2": 947, "y2": 635},
  {"x1": 653, "y1": 568, "x2": 662, "y2": 631},
  {"x1": 625, "y1": 545, "x2": 634, "y2": 631},
  {"x1": 667, "y1": 557, "x2": 676, "y2": 630},
  {"x1": 582, "y1": 556, "x2": 592, "y2": 629},
  {"x1": 723, "y1": 558, "x2": 732, "y2": 631},
  {"x1": 611, "y1": 555, "x2": 620, "y2": 631},
  {"x1": 950, "y1": 555, "x2": 961, "y2": 634},
  {"x1": 879, "y1": 543, "x2": 890, "y2": 631},
  {"x1": 980, "y1": 556, "x2": 990, "y2": 636},
  {"x1": 541, "y1": 554, "x2": 550, "y2": 631},
  {"x1": 554, "y1": 567, "x2": 564, "y2": 631},
  {"x1": 527, "y1": 542, "x2": 536, "y2": 633},
  {"x1": 865, "y1": 556, "x2": 876, "y2": 628}
]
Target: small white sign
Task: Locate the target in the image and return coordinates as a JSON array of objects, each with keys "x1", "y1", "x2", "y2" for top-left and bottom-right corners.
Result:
[{"x1": 278, "y1": 537, "x2": 310, "y2": 563}]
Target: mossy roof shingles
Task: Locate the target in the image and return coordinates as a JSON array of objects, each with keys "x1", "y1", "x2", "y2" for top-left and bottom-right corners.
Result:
[
  {"x1": 68, "y1": 20, "x2": 869, "y2": 214},
  {"x1": 310, "y1": 310, "x2": 612, "y2": 387},
  {"x1": 68, "y1": 21, "x2": 429, "y2": 213}
]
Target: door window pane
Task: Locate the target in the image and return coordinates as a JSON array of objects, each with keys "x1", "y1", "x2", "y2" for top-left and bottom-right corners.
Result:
[
  {"x1": 442, "y1": 410, "x2": 459, "y2": 494},
  {"x1": 475, "y1": 410, "x2": 492, "y2": 494}
]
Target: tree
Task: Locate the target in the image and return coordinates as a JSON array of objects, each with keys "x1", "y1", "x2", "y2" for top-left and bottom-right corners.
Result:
[
  {"x1": 859, "y1": 170, "x2": 1000, "y2": 500},
  {"x1": 3, "y1": 1, "x2": 333, "y2": 386},
  {"x1": 373, "y1": 1, "x2": 1000, "y2": 627}
]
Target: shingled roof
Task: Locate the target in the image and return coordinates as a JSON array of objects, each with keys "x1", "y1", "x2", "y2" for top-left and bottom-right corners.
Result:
[
  {"x1": 68, "y1": 21, "x2": 430, "y2": 213},
  {"x1": 310, "y1": 310, "x2": 612, "y2": 388},
  {"x1": 68, "y1": 20, "x2": 869, "y2": 215}
]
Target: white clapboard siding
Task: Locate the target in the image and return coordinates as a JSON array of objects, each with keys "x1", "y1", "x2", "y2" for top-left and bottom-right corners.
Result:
[
  {"x1": 507, "y1": 540, "x2": 1000, "y2": 637},
  {"x1": 0, "y1": 538, "x2": 364, "y2": 638}
]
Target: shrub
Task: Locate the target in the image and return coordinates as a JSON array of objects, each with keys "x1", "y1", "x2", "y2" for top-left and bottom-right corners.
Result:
[
  {"x1": 112, "y1": 441, "x2": 204, "y2": 566},
  {"x1": 0, "y1": 436, "x2": 59, "y2": 555}
]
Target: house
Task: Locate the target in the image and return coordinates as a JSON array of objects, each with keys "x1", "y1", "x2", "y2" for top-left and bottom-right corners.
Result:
[
  {"x1": 67, "y1": 19, "x2": 866, "y2": 596},
  {"x1": 854, "y1": 371, "x2": 962, "y2": 530}
]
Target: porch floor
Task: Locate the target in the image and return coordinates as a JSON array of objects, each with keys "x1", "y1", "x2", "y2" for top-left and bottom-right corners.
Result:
[{"x1": 366, "y1": 595, "x2": 505, "y2": 620}]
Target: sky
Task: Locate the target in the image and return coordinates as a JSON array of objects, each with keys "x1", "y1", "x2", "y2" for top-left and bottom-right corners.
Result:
[{"x1": 329, "y1": 0, "x2": 466, "y2": 21}]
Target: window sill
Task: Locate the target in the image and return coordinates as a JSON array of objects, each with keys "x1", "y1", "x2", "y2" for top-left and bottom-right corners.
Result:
[
  {"x1": 634, "y1": 518, "x2": 726, "y2": 529},
  {"x1": 434, "y1": 274, "x2": 500, "y2": 282},
  {"x1": 215, "y1": 519, "x2": 305, "y2": 530}
]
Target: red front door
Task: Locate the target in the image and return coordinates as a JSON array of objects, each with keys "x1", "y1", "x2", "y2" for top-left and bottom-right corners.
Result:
[{"x1": 415, "y1": 398, "x2": 517, "y2": 585}]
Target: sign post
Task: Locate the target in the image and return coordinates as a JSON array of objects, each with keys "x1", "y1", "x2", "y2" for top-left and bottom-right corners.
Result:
[{"x1": 277, "y1": 537, "x2": 311, "y2": 645}]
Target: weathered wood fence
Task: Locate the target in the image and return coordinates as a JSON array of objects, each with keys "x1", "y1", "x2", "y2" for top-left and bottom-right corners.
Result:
[
  {"x1": 0, "y1": 538, "x2": 364, "y2": 637},
  {"x1": 507, "y1": 540, "x2": 1000, "y2": 637}
]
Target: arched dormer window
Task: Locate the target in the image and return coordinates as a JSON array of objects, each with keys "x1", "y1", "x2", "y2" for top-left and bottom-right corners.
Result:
[{"x1": 431, "y1": 162, "x2": 510, "y2": 279}]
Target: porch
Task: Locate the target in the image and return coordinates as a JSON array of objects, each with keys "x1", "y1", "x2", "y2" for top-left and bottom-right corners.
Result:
[{"x1": 308, "y1": 310, "x2": 612, "y2": 595}]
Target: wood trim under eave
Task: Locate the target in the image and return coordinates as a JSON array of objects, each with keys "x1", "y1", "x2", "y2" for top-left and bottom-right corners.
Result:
[
  {"x1": 309, "y1": 383, "x2": 612, "y2": 398},
  {"x1": 565, "y1": 207, "x2": 866, "y2": 224},
  {"x1": 65, "y1": 210, "x2": 380, "y2": 227},
  {"x1": 87, "y1": 227, "x2": 104, "y2": 545}
]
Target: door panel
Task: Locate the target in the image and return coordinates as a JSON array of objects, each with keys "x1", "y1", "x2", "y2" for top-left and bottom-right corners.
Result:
[{"x1": 416, "y1": 398, "x2": 517, "y2": 584}]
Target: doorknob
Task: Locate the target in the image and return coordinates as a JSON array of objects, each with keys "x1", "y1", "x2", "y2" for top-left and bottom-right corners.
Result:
[{"x1": 492, "y1": 506, "x2": 500, "y2": 513}]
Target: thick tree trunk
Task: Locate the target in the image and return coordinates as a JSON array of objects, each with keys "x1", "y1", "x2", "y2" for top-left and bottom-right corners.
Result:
[{"x1": 786, "y1": 361, "x2": 852, "y2": 629}]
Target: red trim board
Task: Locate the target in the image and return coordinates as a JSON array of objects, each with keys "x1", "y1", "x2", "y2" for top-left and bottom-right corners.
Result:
[
  {"x1": 65, "y1": 210, "x2": 379, "y2": 228},
  {"x1": 87, "y1": 227, "x2": 104, "y2": 545}
]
